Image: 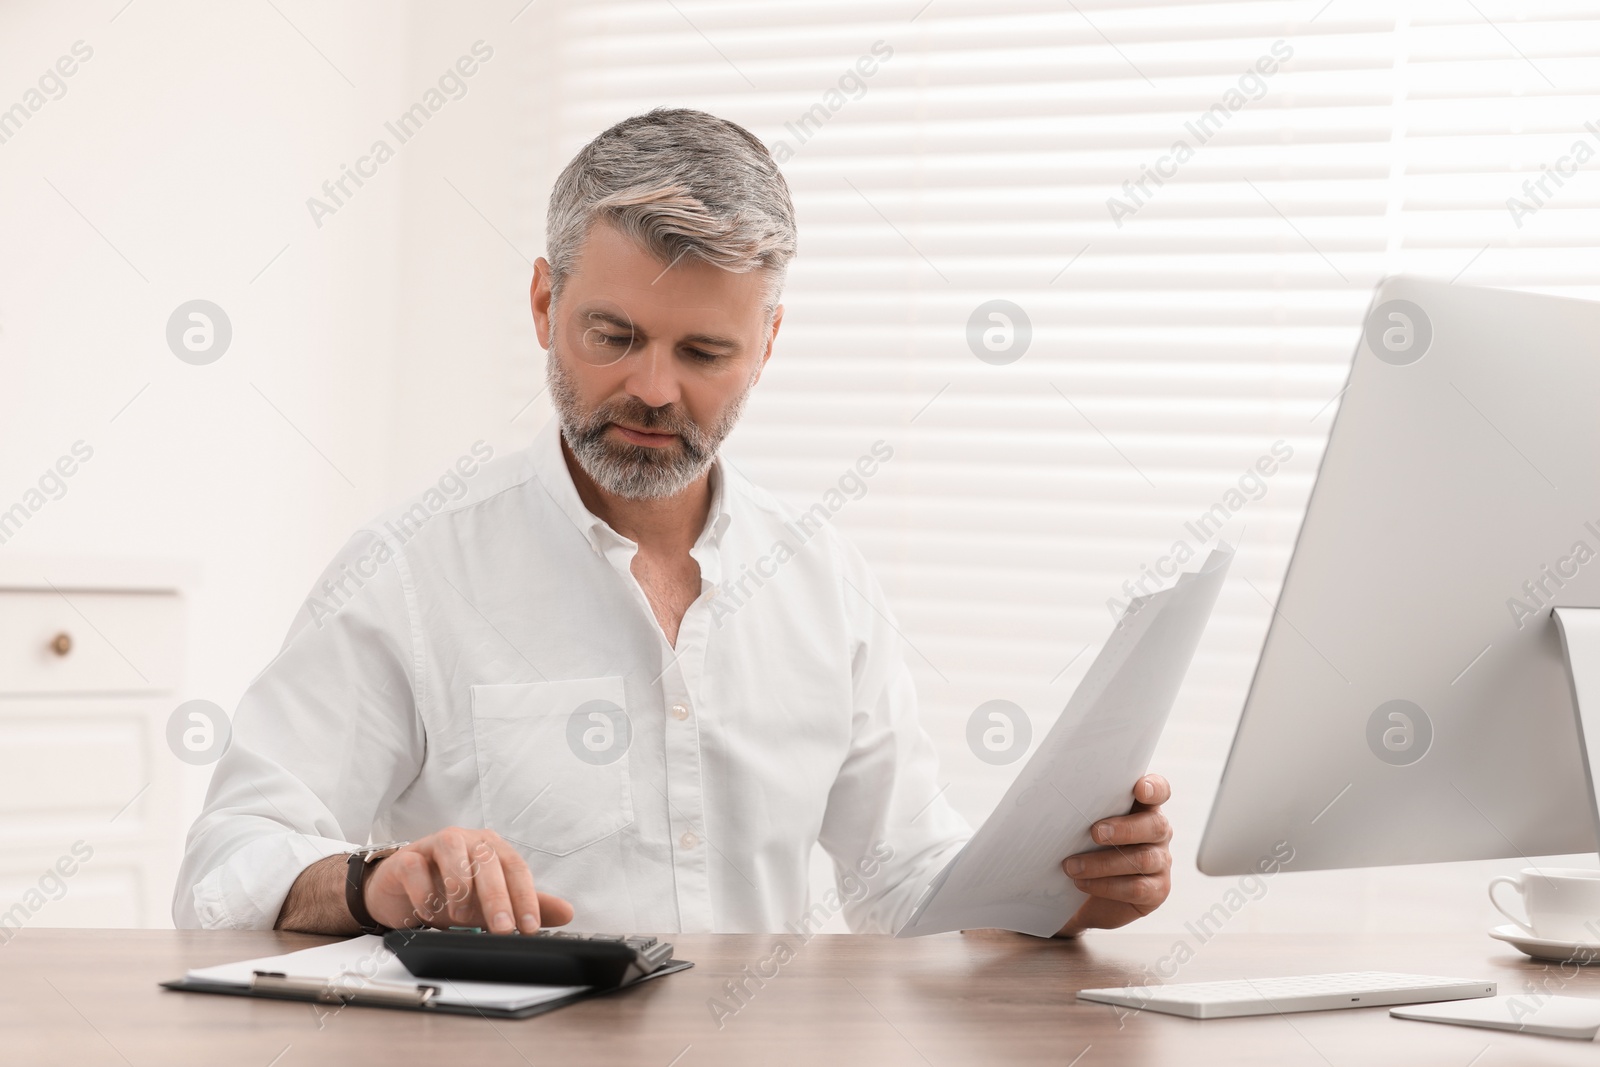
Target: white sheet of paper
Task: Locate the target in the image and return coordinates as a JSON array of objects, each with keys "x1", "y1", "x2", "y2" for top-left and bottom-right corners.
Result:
[
  {"x1": 185, "y1": 934, "x2": 587, "y2": 1012},
  {"x1": 896, "y1": 544, "x2": 1233, "y2": 938}
]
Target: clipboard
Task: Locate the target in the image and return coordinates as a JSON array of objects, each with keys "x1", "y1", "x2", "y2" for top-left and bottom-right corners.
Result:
[{"x1": 161, "y1": 935, "x2": 694, "y2": 1019}]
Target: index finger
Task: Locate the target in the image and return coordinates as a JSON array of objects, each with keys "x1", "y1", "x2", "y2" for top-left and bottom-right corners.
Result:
[
  {"x1": 490, "y1": 838, "x2": 543, "y2": 933},
  {"x1": 1133, "y1": 774, "x2": 1170, "y2": 808},
  {"x1": 466, "y1": 840, "x2": 517, "y2": 934},
  {"x1": 429, "y1": 830, "x2": 477, "y2": 923}
]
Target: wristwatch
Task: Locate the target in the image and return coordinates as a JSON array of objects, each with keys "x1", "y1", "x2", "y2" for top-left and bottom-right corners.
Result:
[{"x1": 345, "y1": 841, "x2": 410, "y2": 935}]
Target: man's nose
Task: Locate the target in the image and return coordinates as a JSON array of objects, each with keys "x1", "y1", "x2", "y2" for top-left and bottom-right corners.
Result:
[{"x1": 619, "y1": 340, "x2": 681, "y2": 410}]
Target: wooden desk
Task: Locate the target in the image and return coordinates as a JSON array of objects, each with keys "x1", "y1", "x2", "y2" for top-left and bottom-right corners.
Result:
[{"x1": 2, "y1": 928, "x2": 1596, "y2": 1065}]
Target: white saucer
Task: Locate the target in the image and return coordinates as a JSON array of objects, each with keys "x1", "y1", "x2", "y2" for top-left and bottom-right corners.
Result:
[{"x1": 1489, "y1": 924, "x2": 1600, "y2": 964}]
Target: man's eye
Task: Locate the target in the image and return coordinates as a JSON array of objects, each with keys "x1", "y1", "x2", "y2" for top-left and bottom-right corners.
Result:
[
  {"x1": 683, "y1": 348, "x2": 719, "y2": 364},
  {"x1": 599, "y1": 334, "x2": 633, "y2": 347}
]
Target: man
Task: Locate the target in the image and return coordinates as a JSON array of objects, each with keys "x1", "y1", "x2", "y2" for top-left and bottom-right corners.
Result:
[{"x1": 175, "y1": 109, "x2": 1174, "y2": 939}]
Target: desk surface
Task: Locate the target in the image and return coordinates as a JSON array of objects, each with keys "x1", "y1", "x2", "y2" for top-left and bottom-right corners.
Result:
[{"x1": 2, "y1": 927, "x2": 1596, "y2": 1065}]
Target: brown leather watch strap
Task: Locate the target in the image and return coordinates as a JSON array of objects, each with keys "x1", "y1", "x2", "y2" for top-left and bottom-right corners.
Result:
[{"x1": 345, "y1": 848, "x2": 397, "y2": 935}]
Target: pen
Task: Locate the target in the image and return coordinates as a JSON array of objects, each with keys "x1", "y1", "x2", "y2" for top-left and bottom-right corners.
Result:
[{"x1": 250, "y1": 969, "x2": 439, "y2": 1007}]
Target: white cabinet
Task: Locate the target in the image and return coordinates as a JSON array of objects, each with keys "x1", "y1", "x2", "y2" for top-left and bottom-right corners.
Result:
[{"x1": 0, "y1": 559, "x2": 189, "y2": 931}]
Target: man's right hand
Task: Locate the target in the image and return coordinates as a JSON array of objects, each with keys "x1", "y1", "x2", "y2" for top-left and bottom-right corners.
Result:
[
  {"x1": 365, "y1": 827, "x2": 575, "y2": 935},
  {"x1": 275, "y1": 826, "x2": 576, "y2": 936}
]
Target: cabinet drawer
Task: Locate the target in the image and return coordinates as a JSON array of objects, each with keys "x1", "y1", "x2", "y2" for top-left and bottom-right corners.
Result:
[
  {"x1": 0, "y1": 590, "x2": 182, "y2": 694},
  {"x1": 0, "y1": 849, "x2": 146, "y2": 931},
  {"x1": 0, "y1": 712, "x2": 150, "y2": 822},
  {"x1": 0, "y1": 701, "x2": 180, "y2": 929}
]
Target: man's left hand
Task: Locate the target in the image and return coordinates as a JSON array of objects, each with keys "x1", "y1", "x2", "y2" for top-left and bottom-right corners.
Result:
[{"x1": 1054, "y1": 774, "x2": 1173, "y2": 938}]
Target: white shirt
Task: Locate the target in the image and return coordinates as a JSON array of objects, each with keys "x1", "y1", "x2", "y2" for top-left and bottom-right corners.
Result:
[{"x1": 174, "y1": 421, "x2": 971, "y2": 933}]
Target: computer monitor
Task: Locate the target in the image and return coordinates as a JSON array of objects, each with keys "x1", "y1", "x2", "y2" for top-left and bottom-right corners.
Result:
[{"x1": 1199, "y1": 276, "x2": 1600, "y2": 875}]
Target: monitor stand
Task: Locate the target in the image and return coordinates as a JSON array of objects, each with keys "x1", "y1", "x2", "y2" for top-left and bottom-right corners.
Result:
[{"x1": 1553, "y1": 607, "x2": 1600, "y2": 856}]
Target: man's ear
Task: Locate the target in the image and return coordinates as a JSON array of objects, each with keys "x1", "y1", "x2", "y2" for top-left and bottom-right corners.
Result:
[
  {"x1": 530, "y1": 258, "x2": 554, "y2": 349},
  {"x1": 752, "y1": 304, "x2": 783, "y2": 386}
]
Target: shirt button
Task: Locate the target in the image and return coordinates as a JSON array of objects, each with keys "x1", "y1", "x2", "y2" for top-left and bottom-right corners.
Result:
[
  {"x1": 670, "y1": 703, "x2": 689, "y2": 721},
  {"x1": 679, "y1": 831, "x2": 698, "y2": 849}
]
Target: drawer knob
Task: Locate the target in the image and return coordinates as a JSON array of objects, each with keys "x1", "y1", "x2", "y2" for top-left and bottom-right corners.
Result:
[{"x1": 50, "y1": 632, "x2": 73, "y2": 656}]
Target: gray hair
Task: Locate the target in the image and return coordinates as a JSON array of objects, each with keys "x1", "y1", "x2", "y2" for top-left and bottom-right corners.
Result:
[{"x1": 545, "y1": 108, "x2": 797, "y2": 316}]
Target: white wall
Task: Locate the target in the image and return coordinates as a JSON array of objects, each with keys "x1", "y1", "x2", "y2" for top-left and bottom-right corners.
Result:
[
  {"x1": 0, "y1": 0, "x2": 573, "y2": 923},
  {"x1": 1, "y1": 0, "x2": 455, "y2": 881}
]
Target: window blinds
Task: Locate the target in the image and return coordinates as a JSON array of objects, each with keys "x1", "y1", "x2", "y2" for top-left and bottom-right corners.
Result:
[{"x1": 530, "y1": 0, "x2": 1600, "y2": 852}]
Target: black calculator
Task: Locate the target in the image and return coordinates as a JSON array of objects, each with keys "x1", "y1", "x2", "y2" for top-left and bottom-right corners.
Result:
[{"x1": 385, "y1": 928, "x2": 675, "y2": 989}]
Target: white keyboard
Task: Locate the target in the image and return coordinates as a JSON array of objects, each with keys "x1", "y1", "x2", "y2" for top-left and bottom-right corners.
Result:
[{"x1": 1077, "y1": 971, "x2": 1496, "y2": 1020}]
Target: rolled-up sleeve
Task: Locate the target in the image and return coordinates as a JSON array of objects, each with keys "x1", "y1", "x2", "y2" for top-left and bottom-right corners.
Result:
[
  {"x1": 173, "y1": 530, "x2": 425, "y2": 929},
  {"x1": 817, "y1": 537, "x2": 971, "y2": 935}
]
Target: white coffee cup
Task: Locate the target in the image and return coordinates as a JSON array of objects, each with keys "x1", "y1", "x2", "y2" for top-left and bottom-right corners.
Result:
[{"x1": 1489, "y1": 867, "x2": 1600, "y2": 943}]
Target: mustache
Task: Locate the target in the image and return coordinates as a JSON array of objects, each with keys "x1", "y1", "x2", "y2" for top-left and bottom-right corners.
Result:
[
  {"x1": 600, "y1": 398, "x2": 689, "y2": 433},
  {"x1": 572, "y1": 396, "x2": 713, "y2": 458}
]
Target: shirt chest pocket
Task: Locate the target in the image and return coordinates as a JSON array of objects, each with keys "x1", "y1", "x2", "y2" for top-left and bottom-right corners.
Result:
[{"x1": 469, "y1": 677, "x2": 634, "y2": 857}]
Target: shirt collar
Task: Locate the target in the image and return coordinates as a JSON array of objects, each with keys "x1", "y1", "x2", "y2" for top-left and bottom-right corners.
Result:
[{"x1": 530, "y1": 418, "x2": 733, "y2": 558}]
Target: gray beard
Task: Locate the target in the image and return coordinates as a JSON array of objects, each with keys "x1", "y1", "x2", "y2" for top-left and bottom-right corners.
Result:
[{"x1": 546, "y1": 347, "x2": 750, "y2": 501}]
